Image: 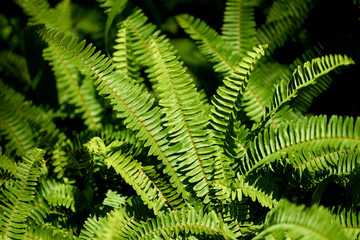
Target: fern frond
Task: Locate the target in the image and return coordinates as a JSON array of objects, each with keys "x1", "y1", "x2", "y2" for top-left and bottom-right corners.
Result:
[
  {"x1": 25, "y1": 223, "x2": 72, "y2": 240},
  {"x1": 265, "y1": 0, "x2": 312, "y2": 23},
  {"x1": 213, "y1": 175, "x2": 277, "y2": 209},
  {"x1": 149, "y1": 38, "x2": 215, "y2": 201},
  {"x1": 258, "y1": 54, "x2": 354, "y2": 129},
  {"x1": 54, "y1": 0, "x2": 72, "y2": 33},
  {"x1": 103, "y1": 189, "x2": 127, "y2": 209},
  {"x1": 97, "y1": 207, "x2": 139, "y2": 240},
  {"x1": 0, "y1": 149, "x2": 45, "y2": 239},
  {"x1": 113, "y1": 27, "x2": 144, "y2": 82},
  {"x1": 244, "y1": 115, "x2": 360, "y2": 174},
  {"x1": 333, "y1": 207, "x2": 360, "y2": 239},
  {"x1": 43, "y1": 44, "x2": 103, "y2": 131},
  {"x1": 221, "y1": 0, "x2": 258, "y2": 56},
  {"x1": 256, "y1": 0, "x2": 313, "y2": 53},
  {"x1": 15, "y1": 0, "x2": 57, "y2": 28},
  {"x1": 87, "y1": 137, "x2": 185, "y2": 214},
  {"x1": 123, "y1": 9, "x2": 170, "y2": 68},
  {"x1": 0, "y1": 51, "x2": 31, "y2": 86},
  {"x1": 79, "y1": 215, "x2": 106, "y2": 240},
  {"x1": 131, "y1": 208, "x2": 241, "y2": 240},
  {"x1": 254, "y1": 200, "x2": 348, "y2": 240},
  {"x1": 39, "y1": 179, "x2": 76, "y2": 212},
  {"x1": 39, "y1": 28, "x2": 189, "y2": 199},
  {"x1": 27, "y1": 193, "x2": 50, "y2": 225},
  {"x1": 176, "y1": 13, "x2": 240, "y2": 75}
]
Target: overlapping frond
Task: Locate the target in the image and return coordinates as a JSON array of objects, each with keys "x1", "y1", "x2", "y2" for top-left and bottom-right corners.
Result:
[
  {"x1": 97, "y1": 207, "x2": 139, "y2": 240},
  {"x1": 176, "y1": 14, "x2": 240, "y2": 75},
  {"x1": 213, "y1": 175, "x2": 278, "y2": 209},
  {"x1": 39, "y1": 179, "x2": 76, "y2": 212},
  {"x1": 131, "y1": 208, "x2": 241, "y2": 240},
  {"x1": 333, "y1": 207, "x2": 360, "y2": 239},
  {"x1": 15, "y1": 0, "x2": 57, "y2": 28},
  {"x1": 258, "y1": 54, "x2": 354, "y2": 129},
  {"x1": 0, "y1": 81, "x2": 64, "y2": 157},
  {"x1": 256, "y1": 0, "x2": 313, "y2": 53},
  {"x1": 0, "y1": 149, "x2": 45, "y2": 239},
  {"x1": 221, "y1": 0, "x2": 258, "y2": 56},
  {"x1": 39, "y1": 28, "x2": 189, "y2": 198},
  {"x1": 102, "y1": 189, "x2": 127, "y2": 209},
  {"x1": 86, "y1": 137, "x2": 185, "y2": 214},
  {"x1": 254, "y1": 200, "x2": 348, "y2": 240},
  {"x1": 43, "y1": 44, "x2": 103, "y2": 130},
  {"x1": 113, "y1": 27, "x2": 143, "y2": 82},
  {"x1": 149, "y1": 39, "x2": 214, "y2": 201},
  {"x1": 0, "y1": 51, "x2": 31, "y2": 86}
]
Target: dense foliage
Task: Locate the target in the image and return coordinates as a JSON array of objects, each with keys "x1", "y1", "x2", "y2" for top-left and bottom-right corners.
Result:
[{"x1": 0, "y1": 0, "x2": 360, "y2": 239}]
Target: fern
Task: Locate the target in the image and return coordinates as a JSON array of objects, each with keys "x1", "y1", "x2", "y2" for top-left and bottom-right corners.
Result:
[{"x1": 0, "y1": 149, "x2": 45, "y2": 239}]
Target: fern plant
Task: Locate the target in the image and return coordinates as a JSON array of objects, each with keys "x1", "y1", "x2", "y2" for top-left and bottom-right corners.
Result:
[{"x1": 1, "y1": 0, "x2": 360, "y2": 239}]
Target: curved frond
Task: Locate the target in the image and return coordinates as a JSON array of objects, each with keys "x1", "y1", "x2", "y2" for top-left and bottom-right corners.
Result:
[
  {"x1": 43, "y1": 44, "x2": 103, "y2": 130},
  {"x1": 131, "y1": 208, "x2": 241, "y2": 240},
  {"x1": 257, "y1": 54, "x2": 355, "y2": 129},
  {"x1": 244, "y1": 115, "x2": 360, "y2": 174},
  {"x1": 221, "y1": 0, "x2": 258, "y2": 56},
  {"x1": 253, "y1": 200, "x2": 348, "y2": 240},
  {"x1": 39, "y1": 28, "x2": 189, "y2": 199},
  {"x1": 86, "y1": 137, "x2": 185, "y2": 214},
  {"x1": 213, "y1": 175, "x2": 278, "y2": 209},
  {"x1": 0, "y1": 149, "x2": 45, "y2": 239},
  {"x1": 265, "y1": 0, "x2": 312, "y2": 23},
  {"x1": 149, "y1": 39, "x2": 214, "y2": 201},
  {"x1": 333, "y1": 207, "x2": 360, "y2": 239},
  {"x1": 102, "y1": 189, "x2": 127, "y2": 209},
  {"x1": 176, "y1": 13, "x2": 240, "y2": 75},
  {"x1": 0, "y1": 51, "x2": 31, "y2": 86},
  {"x1": 97, "y1": 207, "x2": 139, "y2": 240},
  {"x1": 25, "y1": 223, "x2": 72, "y2": 240}
]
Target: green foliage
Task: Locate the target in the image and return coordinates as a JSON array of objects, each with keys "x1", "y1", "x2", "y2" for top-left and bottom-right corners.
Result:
[{"x1": 1, "y1": 0, "x2": 359, "y2": 239}]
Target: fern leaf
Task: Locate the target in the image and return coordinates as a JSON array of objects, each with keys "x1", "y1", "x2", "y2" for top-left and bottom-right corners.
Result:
[
  {"x1": 256, "y1": 0, "x2": 313, "y2": 53},
  {"x1": 39, "y1": 179, "x2": 76, "y2": 212},
  {"x1": 39, "y1": 28, "x2": 189, "y2": 199},
  {"x1": 43, "y1": 44, "x2": 103, "y2": 130},
  {"x1": 113, "y1": 27, "x2": 144, "y2": 82},
  {"x1": 221, "y1": 0, "x2": 258, "y2": 56},
  {"x1": 25, "y1": 223, "x2": 72, "y2": 240},
  {"x1": 15, "y1": 0, "x2": 57, "y2": 28},
  {"x1": 176, "y1": 13, "x2": 240, "y2": 75},
  {"x1": 97, "y1": 207, "x2": 139, "y2": 240},
  {"x1": 87, "y1": 137, "x2": 185, "y2": 214},
  {"x1": 210, "y1": 45, "x2": 266, "y2": 182},
  {"x1": 79, "y1": 215, "x2": 106, "y2": 240},
  {"x1": 0, "y1": 149, "x2": 45, "y2": 239},
  {"x1": 265, "y1": 0, "x2": 312, "y2": 23},
  {"x1": 131, "y1": 208, "x2": 241, "y2": 239},
  {"x1": 149, "y1": 38, "x2": 215, "y2": 201},
  {"x1": 244, "y1": 115, "x2": 360, "y2": 174},
  {"x1": 102, "y1": 189, "x2": 127, "y2": 209},
  {"x1": 0, "y1": 51, "x2": 31, "y2": 86},
  {"x1": 123, "y1": 9, "x2": 170, "y2": 68},
  {"x1": 213, "y1": 175, "x2": 278, "y2": 209},
  {"x1": 253, "y1": 200, "x2": 348, "y2": 240},
  {"x1": 258, "y1": 54, "x2": 354, "y2": 129},
  {"x1": 333, "y1": 207, "x2": 360, "y2": 239}
]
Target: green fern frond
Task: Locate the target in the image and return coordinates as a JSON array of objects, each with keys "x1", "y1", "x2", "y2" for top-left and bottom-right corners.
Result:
[
  {"x1": 123, "y1": 9, "x2": 170, "y2": 68},
  {"x1": 113, "y1": 27, "x2": 144, "y2": 82},
  {"x1": 265, "y1": 0, "x2": 313, "y2": 23},
  {"x1": 39, "y1": 28, "x2": 189, "y2": 199},
  {"x1": 79, "y1": 215, "x2": 106, "y2": 240},
  {"x1": 0, "y1": 51, "x2": 31, "y2": 86},
  {"x1": 258, "y1": 54, "x2": 354, "y2": 129},
  {"x1": 213, "y1": 175, "x2": 277, "y2": 209},
  {"x1": 333, "y1": 207, "x2": 360, "y2": 239},
  {"x1": 15, "y1": 0, "x2": 57, "y2": 28},
  {"x1": 131, "y1": 208, "x2": 241, "y2": 240},
  {"x1": 25, "y1": 222, "x2": 72, "y2": 240},
  {"x1": 54, "y1": 0, "x2": 72, "y2": 33},
  {"x1": 103, "y1": 189, "x2": 127, "y2": 209},
  {"x1": 254, "y1": 200, "x2": 348, "y2": 239},
  {"x1": 256, "y1": 0, "x2": 313, "y2": 53},
  {"x1": 39, "y1": 179, "x2": 76, "y2": 212},
  {"x1": 27, "y1": 193, "x2": 50, "y2": 225},
  {"x1": 149, "y1": 38, "x2": 215, "y2": 201},
  {"x1": 176, "y1": 13, "x2": 240, "y2": 75},
  {"x1": 97, "y1": 207, "x2": 139, "y2": 240},
  {"x1": 43, "y1": 44, "x2": 103, "y2": 131},
  {"x1": 0, "y1": 81, "x2": 37, "y2": 156},
  {"x1": 244, "y1": 115, "x2": 360, "y2": 174},
  {"x1": 0, "y1": 149, "x2": 45, "y2": 239},
  {"x1": 87, "y1": 137, "x2": 185, "y2": 214},
  {"x1": 221, "y1": 0, "x2": 258, "y2": 56}
]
